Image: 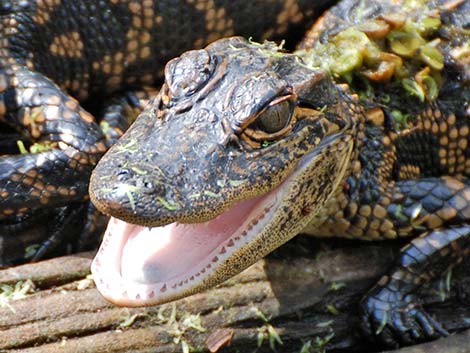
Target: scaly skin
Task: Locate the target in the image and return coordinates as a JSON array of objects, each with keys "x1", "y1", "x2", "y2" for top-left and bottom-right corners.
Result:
[
  {"x1": 0, "y1": 0, "x2": 329, "y2": 266},
  {"x1": 89, "y1": 0, "x2": 470, "y2": 347}
]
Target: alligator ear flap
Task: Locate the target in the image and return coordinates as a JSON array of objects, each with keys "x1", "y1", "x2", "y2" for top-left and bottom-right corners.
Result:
[
  {"x1": 297, "y1": 71, "x2": 340, "y2": 108},
  {"x1": 277, "y1": 56, "x2": 339, "y2": 109}
]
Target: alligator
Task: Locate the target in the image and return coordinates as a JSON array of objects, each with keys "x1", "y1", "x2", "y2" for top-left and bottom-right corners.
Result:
[
  {"x1": 0, "y1": 0, "x2": 330, "y2": 266},
  {"x1": 90, "y1": 0, "x2": 470, "y2": 346}
]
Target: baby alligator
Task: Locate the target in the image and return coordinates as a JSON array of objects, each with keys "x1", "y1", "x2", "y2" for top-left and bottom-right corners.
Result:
[
  {"x1": 0, "y1": 0, "x2": 328, "y2": 266},
  {"x1": 90, "y1": 0, "x2": 470, "y2": 347}
]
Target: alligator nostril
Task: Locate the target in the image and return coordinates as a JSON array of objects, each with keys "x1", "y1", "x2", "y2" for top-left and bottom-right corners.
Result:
[
  {"x1": 116, "y1": 168, "x2": 132, "y2": 181},
  {"x1": 142, "y1": 180, "x2": 158, "y2": 195}
]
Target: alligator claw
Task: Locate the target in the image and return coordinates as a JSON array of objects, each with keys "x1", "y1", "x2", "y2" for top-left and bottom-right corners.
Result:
[{"x1": 360, "y1": 287, "x2": 449, "y2": 347}]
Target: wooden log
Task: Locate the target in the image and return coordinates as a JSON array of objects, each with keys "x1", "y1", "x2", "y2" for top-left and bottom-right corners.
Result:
[{"x1": 0, "y1": 237, "x2": 469, "y2": 353}]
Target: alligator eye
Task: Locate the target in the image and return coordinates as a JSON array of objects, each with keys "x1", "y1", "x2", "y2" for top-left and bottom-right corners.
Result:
[{"x1": 255, "y1": 100, "x2": 293, "y2": 134}]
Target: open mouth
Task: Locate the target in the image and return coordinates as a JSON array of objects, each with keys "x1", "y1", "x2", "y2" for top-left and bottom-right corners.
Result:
[
  {"x1": 91, "y1": 181, "x2": 284, "y2": 306},
  {"x1": 91, "y1": 129, "x2": 345, "y2": 306}
]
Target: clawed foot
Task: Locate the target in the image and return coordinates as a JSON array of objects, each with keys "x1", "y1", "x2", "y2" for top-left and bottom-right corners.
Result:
[{"x1": 359, "y1": 287, "x2": 449, "y2": 347}]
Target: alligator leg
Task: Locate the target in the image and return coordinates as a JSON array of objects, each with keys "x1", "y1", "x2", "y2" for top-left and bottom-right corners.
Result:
[
  {"x1": 356, "y1": 176, "x2": 470, "y2": 346},
  {"x1": 0, "y1": 66, "x2": 107, "y2": 218},
  {"x1": 360, "y1": 225, "x2": 470, "y2": 346}
]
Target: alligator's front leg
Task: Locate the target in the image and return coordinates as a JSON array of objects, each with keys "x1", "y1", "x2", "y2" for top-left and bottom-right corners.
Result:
[
  {"x1": 355, "y1": 177, "x2": 470, "y2": 346},
  {"x1": 361, "y1": 225, "x2": 470, "y2": 346},
  {"x1": 0, "y1": 66, "x2": 107, "y2": 218}
]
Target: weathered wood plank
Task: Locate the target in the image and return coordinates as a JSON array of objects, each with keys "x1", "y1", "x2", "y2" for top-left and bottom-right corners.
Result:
[{"x1": 0, "y1": 238, "x2": 469, "y2": 353}]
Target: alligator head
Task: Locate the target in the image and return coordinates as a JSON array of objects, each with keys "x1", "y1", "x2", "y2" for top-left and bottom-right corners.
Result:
[{"x1": 90, "y1": 37, "x2": 358, "y2": 306}]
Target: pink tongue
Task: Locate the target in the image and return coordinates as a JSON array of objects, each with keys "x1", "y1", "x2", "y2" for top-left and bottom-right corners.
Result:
[{"x1": 119, "y1": 195, "x2": 263, "y2": 284}]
